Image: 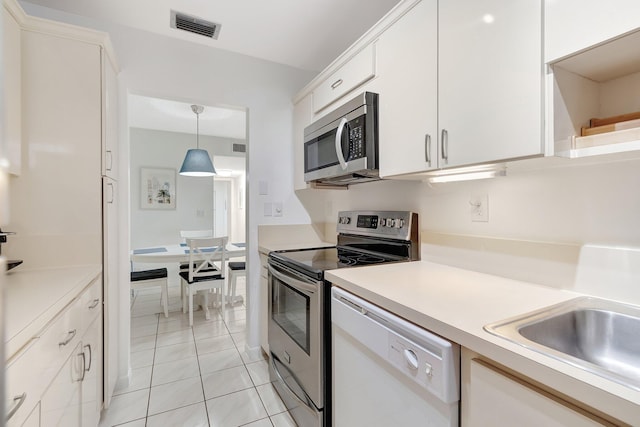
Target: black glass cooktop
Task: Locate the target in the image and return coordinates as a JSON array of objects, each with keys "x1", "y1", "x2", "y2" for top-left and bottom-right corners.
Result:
[{"x1": 269, "y1": 246, "x2": 403, "y2": 281}]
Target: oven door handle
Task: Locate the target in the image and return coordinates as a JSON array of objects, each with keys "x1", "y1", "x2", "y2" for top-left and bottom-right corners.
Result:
[{"x1": 268, "y1": 263, "x2": 319, "y2": 295}]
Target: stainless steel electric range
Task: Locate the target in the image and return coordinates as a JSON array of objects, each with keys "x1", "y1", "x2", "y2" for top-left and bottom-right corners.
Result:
[{"x1": 267, "y1": 210, "x2": 420, "y2": 427}]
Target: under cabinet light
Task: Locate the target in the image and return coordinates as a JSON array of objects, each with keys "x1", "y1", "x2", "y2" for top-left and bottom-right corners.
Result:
[{"x1": 427, "y1": 165, "x2": 506, "y2": 184}]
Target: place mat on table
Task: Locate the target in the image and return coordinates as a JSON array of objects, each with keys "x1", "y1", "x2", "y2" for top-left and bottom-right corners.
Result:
[
  {"x1": 184, "y1": 247, "x2": 219, "y2": 254},
  {"x1": 133, "y1": 247, "x2": 168, "y2": 254}
]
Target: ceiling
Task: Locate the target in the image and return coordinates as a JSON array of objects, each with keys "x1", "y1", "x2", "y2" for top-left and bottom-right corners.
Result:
[
  {"x1": 22, "y1": 0, "x2": 401, "y2": 72},
  {"x1": 128, "y1": 94, "x2": 246, "y2": 139}
]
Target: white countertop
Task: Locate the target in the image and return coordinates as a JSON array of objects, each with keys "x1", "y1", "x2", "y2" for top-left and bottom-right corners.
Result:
[
  {"x1": 5, "y1": 264, "x2": 102, "y2": 358},
  {"x1": 326, "y1": 260, "x2": 640, "y2": 423}
]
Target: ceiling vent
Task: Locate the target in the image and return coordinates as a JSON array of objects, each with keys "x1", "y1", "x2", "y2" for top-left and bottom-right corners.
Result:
[
  {"x1": 170, "y1": 10, "x2": 221, "y2": 39},
  {"x1": 233, "y1": 143, "x2": 246, "y2": 153}
]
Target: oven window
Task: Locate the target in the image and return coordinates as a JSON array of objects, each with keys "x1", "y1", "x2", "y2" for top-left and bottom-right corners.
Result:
[{"x1": 271, "y1": 277, "x2": 311, "y2": 355}]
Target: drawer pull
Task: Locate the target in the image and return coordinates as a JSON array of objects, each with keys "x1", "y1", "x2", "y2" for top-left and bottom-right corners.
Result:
[
  {"x1": 331, "y1": 79, "x2": 343, "y2": 89},
  {"x1": 89, "y1": 298, "x2": 100, "y2": 309},
  {"x1": 6, "y1": 393, "x2": 26, "y2": 421},
  {"x1": 59, "y1": 329, "x2": 77, "y2": 347},
  {"x1": 84, "y1": 344, "x2": 92, "y2": 372},
  {"x1": 79, "y1": 351, "x2": 87, "y2": 381}
]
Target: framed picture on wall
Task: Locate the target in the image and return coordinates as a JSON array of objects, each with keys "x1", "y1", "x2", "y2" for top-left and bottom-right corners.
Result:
[{"x1": 141, "y1": 167, "x2": 176, "y2": 209}]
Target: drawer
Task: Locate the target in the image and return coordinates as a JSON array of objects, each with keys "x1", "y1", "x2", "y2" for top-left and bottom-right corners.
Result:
[
  {"x1": 313, "y1": 43, "x2": 376, "y2": 113},
  {"x1": 79, "y1": 275, "x2": 102, "y2": 327},
  {"x1": 6, "y1": 338, "x2": 41, "y2": 427}
]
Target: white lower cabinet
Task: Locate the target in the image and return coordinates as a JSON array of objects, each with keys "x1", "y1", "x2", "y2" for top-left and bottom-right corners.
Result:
[
  {"x1": 259, "y1": 253, "x2": 270, "y2": 353},
  {"x1": 462, "y1": 350, "x2": 614, "y2": 426},
  {"x1": 5, "y1": 278, "x2": 103, "y2": 427},
  {"x1": 81, "y1": 316, "x2": 103, "y2": 427},
  {"x1": 40, "y1": 342, "x2": 84, "y2": 427}
]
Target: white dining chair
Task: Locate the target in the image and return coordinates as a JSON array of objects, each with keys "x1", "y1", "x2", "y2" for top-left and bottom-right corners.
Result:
[
  {"x1": 179, "y1": 236, "x2": 228, "y2": 326},
  {"x1": 179, "y1": 230, "x2": 215, "y2": 272}
]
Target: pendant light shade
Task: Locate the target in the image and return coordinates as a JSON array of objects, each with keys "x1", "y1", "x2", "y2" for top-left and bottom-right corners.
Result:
[
  {"x1": 179, "y1": 148, "x2": 216, "y2": 176},
  {"x1": 179, "y1": 105, "x2": 216, "y2": 177}
]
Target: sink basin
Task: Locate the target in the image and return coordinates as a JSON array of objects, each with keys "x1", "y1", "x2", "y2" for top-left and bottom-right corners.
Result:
[{"x1": 485, "y1": 297, "x2": 640, "y2": 390}]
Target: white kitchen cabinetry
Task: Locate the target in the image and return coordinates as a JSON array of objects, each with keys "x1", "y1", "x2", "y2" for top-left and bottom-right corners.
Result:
[
  {"x1": 312, "y1": 44, "x2": 376, "y2": 114},
  {"x1": 549, "y1": 29, "x2": 640, "y2": 159},
  {"x1": 2, "y1": 0, "x2": 22, "y2": 175},
  {"x1": 6, "y1": 276, "x2": 102, "y2": 427},
  {"x1": 293, "y1": 93, "x2": 314, "y2": 190},
  {"x1": 545, "y1": 0, "x2": 640, "y2": 63},
  {"x1": 376, "y1": 0, "x2": 438, "y2": 176},
  {"x1": 259, "y1": 252, "x2": 270, "y2": 353},
  {"x1": 437, "y1": 0, "x2": 543, "y2": 169},
  {"x1": 103, "y1": 176, "x2": 119, "y2": 407},
  {"x1": 462, "y1": 351, "x2": 617, "y2": 426},
  {"x1": 40, "y1": 341, "x2": 84, "y2": 427},
  {"x1": 81, "y1": 316, "x2": 102, "y2": 427}
]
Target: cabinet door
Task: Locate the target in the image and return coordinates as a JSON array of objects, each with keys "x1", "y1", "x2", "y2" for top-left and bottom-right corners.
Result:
[
  {"x1": 377, "y1": 0, "x2": 438, "y2": 177},
  {"x1": 259, "y1": 254, "x2": 269, "y2": 353},
  {"x1": 438, "y1": 0, "x2": 543, "y2": 168},
  {"x1": 2, "y1": 3, "x2": 21, "y2": 176},
  {"x1": 81, "y1": 316, "x2": 102, "y2": 427},
  {"x1": 41, "y1": 342, "x2": 83, "y2": 427},
  {"x1": 465, "y1": 358, "x2": 608, "y2": 426},
  {"x1": 545, "y1": 0, "x2": 640, "y2": 63},
  {"x1": 102, "y1": 50, "x2": 118, "y2": 179},
  {"x1": 103, "y1": 177, "x2": 119, "y2": 408},
  {"x1": 293, "y1": 94, "x2": 313, "y2": 190}
]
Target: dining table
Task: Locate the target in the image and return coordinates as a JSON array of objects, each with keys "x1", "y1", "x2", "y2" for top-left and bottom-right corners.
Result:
[
  {"x1": 130, "y1": 241, "x2": 247, "y2": 307},
  {"x1": 130, "y1": 242, "x2": 246, "y2": 264}
]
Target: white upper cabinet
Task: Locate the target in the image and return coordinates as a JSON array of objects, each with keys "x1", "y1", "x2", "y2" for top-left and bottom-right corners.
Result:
[
  {"x1": 438, "y1": 0, "x2": 543, "y2": 169},
  {"x1": 312, "y1": 44, "x2": 376, "y2": 114},
  {"x1": 102, "y1": 51, "x2": 119, "y2": 179},
  {"x1": 377, "y1": 0, "x2": 438, "y2": 177},
  {"x1": 545, "y1": 0, "x2": 640, "y2": 63},
  {"x1": 2, "y1": 0, "x2": 22, "y2": 176},
  {"x1": 293, "y1": 93, "x2": 313, "y2": 190}
]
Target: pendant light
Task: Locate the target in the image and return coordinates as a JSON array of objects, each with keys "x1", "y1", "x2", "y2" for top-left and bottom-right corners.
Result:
[{"x1": 179, "y1": 105, "x2": 216, "y2": 177}]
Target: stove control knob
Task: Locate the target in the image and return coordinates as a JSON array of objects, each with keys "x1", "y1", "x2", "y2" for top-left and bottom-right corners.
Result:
[
  {"x1": 385, "y1": 218, "x2": 395, "y2": 228},
  {"x1": 394, "y1": 218, "x2": 405, "y2": 228},
  {"x1": 380, "y1": 218, "x2": 386, "y2": 227},
  {"x1": 339, "y1": 216, "x2": 351, "y2": 225}
]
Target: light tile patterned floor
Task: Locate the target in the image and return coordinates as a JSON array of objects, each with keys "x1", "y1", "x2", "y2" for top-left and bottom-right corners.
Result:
[{"x1": 99, "y1": 277, "x2": 297, "y2": 427}]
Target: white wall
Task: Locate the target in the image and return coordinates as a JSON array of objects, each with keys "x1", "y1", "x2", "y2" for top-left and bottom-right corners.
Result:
[
  {"x1": 129, "y1": 127, "x2": 245, "y2": 248},
  {"x1": 20, "y1": 1, "x2": 318, "y2": 355}
]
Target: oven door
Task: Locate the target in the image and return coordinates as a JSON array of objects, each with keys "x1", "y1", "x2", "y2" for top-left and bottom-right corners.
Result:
[{"x1": 268, "y1": 260, "x2": 324, "y2": 412}]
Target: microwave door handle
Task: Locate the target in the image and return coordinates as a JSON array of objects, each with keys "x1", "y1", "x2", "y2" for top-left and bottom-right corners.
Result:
[{"x1": 335, "y1": 117, "x2": 348, "y2": 170}]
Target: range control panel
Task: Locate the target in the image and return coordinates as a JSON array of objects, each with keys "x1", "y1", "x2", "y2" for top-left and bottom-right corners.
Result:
[{"x1": 336, "y1": 210, "x2": 418, "y2": 241}]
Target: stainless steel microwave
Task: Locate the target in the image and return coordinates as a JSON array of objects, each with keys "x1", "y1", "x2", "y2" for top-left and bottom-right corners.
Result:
[{"x1": 304, "y1": 92, "x2": 379, "y2": 186}]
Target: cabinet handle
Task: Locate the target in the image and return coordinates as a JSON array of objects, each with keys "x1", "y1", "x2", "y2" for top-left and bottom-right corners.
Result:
[
  {"x1": 89, "y1": 298, "x2": 100, "y2": 309},
  {"x1": 106, "y1": 150, "x2": 113, "y2": 171},
  {"x1": 425, "y1": 134, "x2": 431, "y2": 166},
  {"x1": 59, "y1": 329, "x2": 77, "y2": 347},
  {"x1": 108, "y1": 182, "x2": 114, "y2": 204},
  {"x1": 6, "y1": 393, "x2": 26, "y2": 421},
  {"x1": 331, "y1": 79, "x2": 343, "y2": 89},
  {"x1": 84, "y1": 344, "x2": 92, "y2": 372},
  {"x1": 441, "y1": 129, "x2": 449, "y2": 161},
  {"x1": 79, "y1": 351, "x2": 87, "y2": 381}
]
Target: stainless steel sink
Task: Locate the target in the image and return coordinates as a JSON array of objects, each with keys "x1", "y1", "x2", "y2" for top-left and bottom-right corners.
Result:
[{"x1": 484, "y1": 297, "x2": 640, "y2": 390}]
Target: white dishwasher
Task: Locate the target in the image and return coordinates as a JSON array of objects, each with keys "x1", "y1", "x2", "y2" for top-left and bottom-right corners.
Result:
[{"x1": 331, "y1": 287, "x2": 460, "y2": 426}]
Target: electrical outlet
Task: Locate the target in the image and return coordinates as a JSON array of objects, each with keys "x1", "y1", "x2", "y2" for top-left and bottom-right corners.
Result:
[{"x1": 470, "y1": 194, "x2": 489, "y2": 222}]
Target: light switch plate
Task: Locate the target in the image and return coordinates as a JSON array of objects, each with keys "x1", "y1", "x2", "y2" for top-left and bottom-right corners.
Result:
[
  {"x1": 273, "y1": 202, "x2": 283, "y2": 217},
  {"x1": 264, "y1": 202, "x2": 272, "y2": 216}
]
